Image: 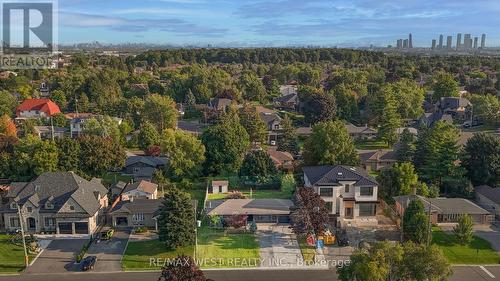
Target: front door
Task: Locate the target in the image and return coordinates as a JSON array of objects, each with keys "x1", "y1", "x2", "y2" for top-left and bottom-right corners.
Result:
[
  {"x1": 345, "y1": 208, "x2": 353, "y2": 219},
  {"x1": 27, "y1": 218, "x2": 36, "y2": 230}
]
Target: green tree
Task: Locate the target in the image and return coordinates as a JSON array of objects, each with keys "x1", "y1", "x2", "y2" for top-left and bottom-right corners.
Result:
[
  {"x1": 377, "y1": 162, "x2": 423, "y2": 202},
  {"x1": 50, "y1": 89, "x2": 68, "y2": 110},
  {"x1": 239, "y1": 150, "x2": 277, "y2": 179},
  {"x1": 390, "y1": 79, "x2": 425, "y2": 119},
  {"x1": 470, "y1": 94, "x2": 500, "y2": 126},
  {"x1": 378, "y1": 98, "x2": 401, "y2": 146},
  {"x1": 414, "y1": 121, "x2": 463, "y2": 188},
  {"x1": 300, "y1": 87, "x2": 337, "y2": 125},
  {"x1": 143, "y1": 94, "x2": 178, "y2": 131},
  {"x1": 78, "y1": 135, "x2": 125, "y2": 177},
  {"x1": 138, "y1": 121, "x2": 160, "y2": 150},
  {"x1": 238, "y1": 71, "x2": 267, "y2": 102},
  {"x1": 433, "y1": 72, "x2": 459, "y2": 102},
  {"x1": 201, "y1": 107, "x2": 250, "y2": 174},
  {"x1": 82, "y1": 115, "x2": 122, "y2": 143},
  {"x1": 403, "y1": 199, "x2": 430, "y2": 244},
  {"x1": 303, "y1": 121, "x2": 359, "y2": 166},
  {"x1": 51, "y1": 113, "x2": 68, "y2": 128},
  {"x1": 461, "y1": 133, "x2": 500, "y2": 186},
  {"x1": 12, "y1": 136, "x2": 59, "y2": 180},
  {"x1": 281, "y1": 173, "x2": 296, "y2": 195},
  {"x1": 157, "y1": 189, "x2": 195, "y2": 249},
  {"x1": 239, "y1": 104, "x2": 267, "y2": 144},
  {"x1": 160, "y1": 128, "x2": 205, "y2": 178},
  {"x1": 0, "y1": 90, "x2": 17, "y2": 116},
  {"x1": 453, "y1": 214, "x2": 473, "y2": 245},
  {"x1": 396, "y1": 128, "x2": 416, "y2": 162},
  {"x1": 56, "y1": 137, "x2": 81, "y2": 172},
  {"x1": 330, "y1": 84, "x2": 358, "y2": 121},
  {"x1": 277, "y1": 115, "x2": 298, "y2": 154}
]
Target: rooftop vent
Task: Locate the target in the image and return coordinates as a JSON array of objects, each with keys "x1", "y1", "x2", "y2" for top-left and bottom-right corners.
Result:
[{"x1": 337, "y1": 172, "x2": 343, "y2": 176}]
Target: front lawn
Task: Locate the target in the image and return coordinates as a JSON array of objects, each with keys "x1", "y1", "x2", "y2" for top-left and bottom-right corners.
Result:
[
  {"x1": 196, "y1": 228, "x2": 260, "y2": 268},
  {"x1": 0, "y1": 234, "x2": 34, "y2": 273},
  {"x1": 355, "y1": 140, "x2": 390, "y2": 150},
  {"x1": 122, "y1": 239, "x2": 194, "y2": 270},
  {"x1": 432, "y1": 228, "x2": 500, "y2": 264},
  {"x1": 121, "y1": 228, "x2": 260, "y2": 270}
]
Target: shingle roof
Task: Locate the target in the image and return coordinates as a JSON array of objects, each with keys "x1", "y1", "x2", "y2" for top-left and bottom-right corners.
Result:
[
  {"x1": 123, "y1": 180, "x2": 158, "y2": 194},
  {"x1": 3, "y1": 172, "x2": 107, "y2": 216},
  {"x1": 275, "y1": 93, "x2": 298, "y2": 104},
  {"x1": 206, "y1": 199, "x2": 294, "y2": 216},
  {"x1": 439, "y1": 97, "x2": 471, "y2": 110},
  {"x1": 345, "y1": 123, "x2": 378, "y2": 134},
  {"x1": 476, "y1": 185, "x2": 500, "y2": 205},
  {"x1": 110, "y1": 199, "x2": 162, "y2": 215},
  {"x1": 358, "y1": 150, "x2": 397, "y2": 162},
  {"x1": 303, "y1": 165, "x2": 377, "y2": 187},
  {"x1": 208, "y1": 98, "x2": 233, "y2": 111},
  {"x1": 16, "y1": 99, "x2": 61, "y2": 116},
  {"x1": 125, "y1": 156, "x2": 168, "y2": 168},
  {"x1": 394, "y1": 195, "x2": 491, "y2": 215}
]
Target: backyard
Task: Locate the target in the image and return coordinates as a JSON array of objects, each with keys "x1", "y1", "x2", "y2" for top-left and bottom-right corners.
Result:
[
  {"x1": 0, "y1": 234, "x2": 34, "y2": 273},
  {"x1": 355, "y1": 140, "x2": 390, "y2": 150},
  {"x1": 207, "y1": 188, "x2": 293, "y2": 200},
  {"x1": 121, "y1": 227, "x2": 260, "y2": 270},
  {"x1": 432, "y1": 228, "x2": 500, "y2": 264}
]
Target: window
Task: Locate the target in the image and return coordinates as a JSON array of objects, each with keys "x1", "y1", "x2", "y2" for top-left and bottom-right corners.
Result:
[
  {"x1": 133, "y1": 213, "x2": 145, "y2": 221},
  {"x1": 344, "y1": 184, "x2": 350, "y2": 193},
  {"x1": 45, "y1": 202, "x2": 53, "y2": 209},
  {"x1": 326, "y1": 202, "x2": 333, "y2": 212},
  {"x1": 45, "y1": 218, "x2": 56, "y2": 227},
  {"x1": 10, "y1": 203, "x2": 17, "y2": 210},
  {"x1": 319, "y1": 188, "x2": 333, "y2": 197},
  {"x1": 359, "y1": 203, "x2": 376, "y2": 216},
  {"x1": 360, "y1": 186, "x2": 374, "y2": 196},
  {"x1": 27, "y1": 207, "x2": 33, "y2": 213},
  {"x1": 69, "y1": 205, "x2": 75, "y2": 211},
  {"x1": 10, "y1": 218, "x2": 20, "y2": 227}
]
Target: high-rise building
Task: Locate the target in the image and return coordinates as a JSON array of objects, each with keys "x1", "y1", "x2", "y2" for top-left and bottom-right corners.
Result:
[
  {"x1": 446, "y1": 36, "x2": 452, "y2": 49},
  {"x1": 431, "y1": 39, "x2": 437, "y2": 50},
  {"x1": 464, "y1": 34, "x2": 471, "y2": 49},
  {"x1": 403, "y1": 39, "x2": 409, "y2": 48},
  {"x1": 409, "y1": 33, "x2": 413, "y2": 48},
  {"x1": 397, "y1": 39, "x2": 403, "y2": 49},
  {"x1": 481, "y1": 34, "x2": 486, "y2": 48},
  {"x1": 473, "y1": 37, "x2": 478, "y2": 49},
  {"x1": 438, "y1": 34, "x2": 444, "y2": 49},
  {"x1": 456, "y1": 33, "x2": 462, "y2": 49}
]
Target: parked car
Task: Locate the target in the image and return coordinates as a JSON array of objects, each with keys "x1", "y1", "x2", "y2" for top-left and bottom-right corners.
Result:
[
  {"x1": 81, "y1": 256, "x2": 97, "y2": 271},
  {"x1": 336, "y1": 230, "x2": 350, "y2": 247}
]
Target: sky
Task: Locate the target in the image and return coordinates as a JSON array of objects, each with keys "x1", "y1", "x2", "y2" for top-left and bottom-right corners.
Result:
[{"x1": 56, "y1": 0, "x2": 500, "y2": 47}]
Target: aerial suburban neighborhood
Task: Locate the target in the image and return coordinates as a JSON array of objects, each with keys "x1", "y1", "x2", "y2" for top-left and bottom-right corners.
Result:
[{"x1": 0, "y1": 1, "x2": 499, "y2": 281}]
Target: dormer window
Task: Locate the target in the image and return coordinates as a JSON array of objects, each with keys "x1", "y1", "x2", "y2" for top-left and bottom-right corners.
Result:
[
  {"x1": 10, "y1": 202, "x2": 17, "y2": 210},
  {"x1": 27, "y1": 207, "x2": 33, "y2": 212},
  {"x1": 45, "y1": 202, "x2": 54, "y2": 209}
]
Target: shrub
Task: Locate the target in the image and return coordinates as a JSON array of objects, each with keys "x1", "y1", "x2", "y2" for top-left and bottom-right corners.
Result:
[
  {"x1": 225, "y1": 214, "x2": 248, "y2": 229},
  {"x1": 225, "y1": 191, "x2": 246, "y2": 199},
  {"x1": 135, "y1": 226, "x2": 149, "y2": 233}
]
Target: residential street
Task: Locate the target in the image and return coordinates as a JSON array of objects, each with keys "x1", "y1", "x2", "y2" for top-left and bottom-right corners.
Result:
[{"x1": 0, "y1": 266, "x2": 499, "y2": 281}]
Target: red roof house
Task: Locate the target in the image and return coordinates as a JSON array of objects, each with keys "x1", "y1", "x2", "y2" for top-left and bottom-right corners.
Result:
[{"x1": 16, "y1": 99, "x2": 61, "y2": 118}]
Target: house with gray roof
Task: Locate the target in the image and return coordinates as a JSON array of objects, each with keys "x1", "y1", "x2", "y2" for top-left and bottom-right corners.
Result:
[
  {"x1": 393, "y1": 195, "x2": 492, "y2": 225},
  {"x1": 303, "y1": 165, "x2": 379, "y2": 227},
  {"x1": 419, "y1": 112, "x2": 453, "y2": 128},
  {"x1": 0, "y1": 172, "x2": 108, "y2": 235},
  {"x1": 256, "y1": 106, "x2": 282, "y2": 145},
  {"x1": 345, "y1": 123, "x2": 378, "y2": 140},
  {"x1": 358, "y1": 149, "x2": 397, "y2": 172},
  {"x1": 475, "y1": 185, "x2": 500, "y2": 220},
  {"x1": 205, "y1": 199, "x2": 293, "y2": 224},
  {"x1": 437, "y1": 97, "x2": 472, "y2": 122},
  {"x1": 110, "y1": 199, "x2": 163, "y2": 229},
  {"x1": 274, "y1": 93, "x2": 299, "y2": 111},
  {"x1": 124, "y1": 156, "x2": 168, "y2": 181}
]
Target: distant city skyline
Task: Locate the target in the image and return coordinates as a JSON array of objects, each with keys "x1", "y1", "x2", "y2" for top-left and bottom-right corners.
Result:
[{"x1": 57, "y1": 0, "x2": 500, "y2": 47}]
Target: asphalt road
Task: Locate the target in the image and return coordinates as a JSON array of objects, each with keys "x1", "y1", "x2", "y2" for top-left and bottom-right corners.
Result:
[{"x1": 0, "y1": 266, "x2": 499, "y2": 281}]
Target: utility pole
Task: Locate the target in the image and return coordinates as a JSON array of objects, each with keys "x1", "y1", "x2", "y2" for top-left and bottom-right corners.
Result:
[{"x1": 17, "y1": 204, "x2": 29, "y2": 267}]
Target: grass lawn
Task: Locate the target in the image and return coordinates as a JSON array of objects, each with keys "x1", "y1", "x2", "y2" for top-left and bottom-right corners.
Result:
[
  {"x1": 355, "y1": 140, "x2": 390, "y2": 150},
  {"x1": 432, "y1": 228, "x2": 500, "y2": 264},
  {"x1": 0, "y1": 234, "x2": 34, "y2": 273},
  {"x1": 207, "y1": 189, "x2": 293, "y2": 200},
  {"x1": 121, "y1": 228, "x2": 260, "y2": 270},
  {"x1": 122, "y1": 239, "x2": 194, "y2": 270},
  {"x1": 196, "y1": 228, "x2": 260, "y2": 268},
  {"x1": 297, "y1": 236, "x2": 315, "y2": 263},
  {"x1": 101, "y1": 172, "x2": 133, "y2": 186}
]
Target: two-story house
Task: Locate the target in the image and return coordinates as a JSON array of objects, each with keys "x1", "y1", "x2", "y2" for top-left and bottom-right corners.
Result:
[
  {"x1": 0, "y1": 172, "x2": 108, "y2": 235},
  {"x1": 121, "y1": 180, "x2": 158, "y2": 201},
  {"x1": 65, "y1": 113, "x2": 96, "y2": 138},
  {"x1": 303, "y1": 165, "x2": 379, "y2": 227},
  {"x1": 16, "y1": 99, "x2": 61, "y2": 119},
  {"x1": 256, "y1": 106, "x2": 282, "y2": 145},
  {"x1": 437, "y1": 97, "x2": 472, "y2": 122}
]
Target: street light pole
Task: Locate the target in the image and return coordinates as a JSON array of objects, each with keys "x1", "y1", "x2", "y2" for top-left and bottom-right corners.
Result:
[{"x1": 17, "y1": 204, "x2": 29, "y2": 267}]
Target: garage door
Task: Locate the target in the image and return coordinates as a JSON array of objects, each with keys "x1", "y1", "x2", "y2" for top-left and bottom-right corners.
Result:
[
  {"x1": 74, "y1": 222, "x2": 89, "y2": 234},
  {"x1": 58, "y1": 222, "x2": 72, "y2": 234},
  {"x1": 116, "y1": 217, "x2": 128, "y2": 226},
  {"x1": 254, "y1": 215, "x2": 276, "y2": 223}
]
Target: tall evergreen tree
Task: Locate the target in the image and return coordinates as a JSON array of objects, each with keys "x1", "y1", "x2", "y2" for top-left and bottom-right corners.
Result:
[
  {"x1": 396, "y1": 128, "x2": 416, "y2": 162},
  {"x1": 403, "y1": 199, "x2": 430, "y2": 244},
  {"x1": 239, "y1": 104, "x2": 267, "y2": 144},
  {"x1": 277, "y1": 115, "x2": 298, "y2": 154},
  {"x1": 157, "y1": 189, "x2": 195, "y2": 249}
]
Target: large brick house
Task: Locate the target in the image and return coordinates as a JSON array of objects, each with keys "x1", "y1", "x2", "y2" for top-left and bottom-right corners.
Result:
[
  {"x1": 303, "y1": 165, "x2": 379, "y2": 227},
  {"x1": 0, "y1": 172, "x2": 108, "y2": 235}
]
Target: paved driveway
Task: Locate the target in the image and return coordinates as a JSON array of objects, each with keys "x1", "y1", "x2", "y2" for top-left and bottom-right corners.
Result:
[
  {"x1": 474, "y1": 225, "x2": 500, "y2": 253},
  {"x1": 86, "y1": 228, "x2": 131, "y2": 272},
  {"x1": 256, "y1": 224, "x2": 302, "y2": 268},
  {"x1": 25, "y1": 239, "x2": 87, "y2": 274}
]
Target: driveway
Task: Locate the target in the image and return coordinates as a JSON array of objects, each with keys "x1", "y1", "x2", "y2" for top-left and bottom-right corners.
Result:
[
  {"x1": 86, "y1": 228, "x2": 131, "y2": 272},
  {"x1": 25, "y1": 239, "x2": 87, "y2": 274},
  {"x1": 256, "y1": 224, "x2": 302, "y2": 268},
  {"x1": 473, "y1": 225, "x2": 500, "y2": 253}
]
